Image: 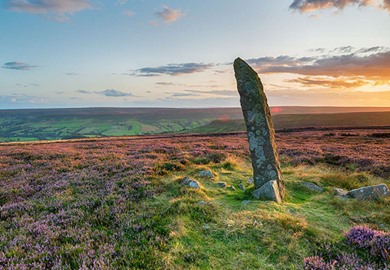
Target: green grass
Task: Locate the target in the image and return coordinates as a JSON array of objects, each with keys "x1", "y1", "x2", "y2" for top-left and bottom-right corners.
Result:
[{"x1": 150, "y1": 161, "x2": 389, "y2": 269}]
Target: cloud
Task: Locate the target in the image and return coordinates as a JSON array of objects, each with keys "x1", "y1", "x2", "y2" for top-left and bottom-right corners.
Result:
[
  {"x1": 3, "y1": 0, "x2": 91, "y2": 21},
  {"x1": 116, "y1": 0, "x2": 128, "y2": 5},
  {"x1": 65, "y1": 72, "x2": 79, "y2": 76},
  {"x1": 331, "y1": 46, "x2": 354, "y2": 53},
  {"x1": 2, "y1": 61, "x2": 37, "y2": 70},
  {"x1": 122, "y1": 10, "x2": 134, "y2": 17},
  {"x1": 156, "y1": 82, "x2": 176, "y2": 86},
  {"x1": 77, "y1": 89, "x2": 133, "y2": 97},
  {"x1": 16, "y1": 83, "x2": 40, "y2": 87},
  {"x1": 249, "y1": 47, "x2": 390, "y2": 80},
  {"x1": 289, "y1": 0, "x2": 390, "y2": 13},
  {"x1": 185, "y1": 89, "x2": 238, "y2": 97},
  {"x1": 0, "y1": 94, "x2": 47, "y2": 105},
  {"x1": 165, "y1": 89, "x2": 238, "y2": 99},
  {"x1": 287, "y1": 76, "x2": 371, "y2": 88},
  {"x1": 101, "y1": 89, "x2": 132, "y2": 97},
  {"x1": 155, "y1": 6, "x2": 185, "y2": 23},
  {"x1": 132, "y1": 63, "x2": 213, "y2": 76},
  {"x1": 385, "y1": 0, "x2": 390, "y2": 11},
  {"x1": 266, "y1": 89, "x2": 390, "y2": 106}
]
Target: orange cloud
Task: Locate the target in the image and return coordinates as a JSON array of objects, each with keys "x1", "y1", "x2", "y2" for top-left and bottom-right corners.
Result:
[
  {"x1": 155, "y1": 6, "x2": 185, "y2": 23},
  {"x1": 288, "y1": 77, "x2": 373, "y2": 88},
  {"x1": 290, "y1": 0, "x2": 390, "y2": 13},
  {"x1": 251, "y1": 49, "x2": 390, "y2": 80}
]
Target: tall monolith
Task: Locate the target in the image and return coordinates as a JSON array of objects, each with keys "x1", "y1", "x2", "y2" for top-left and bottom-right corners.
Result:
[{"x1": 234, "y1": 57, "x2": 284, "y2": 202}]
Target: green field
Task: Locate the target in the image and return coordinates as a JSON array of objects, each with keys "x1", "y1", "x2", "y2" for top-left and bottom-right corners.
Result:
[{"x1": 1, "y1": 107, "x2": 390, "y2": 142}]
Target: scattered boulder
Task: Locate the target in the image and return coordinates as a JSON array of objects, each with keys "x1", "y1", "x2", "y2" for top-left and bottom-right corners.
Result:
[
  {"x1": 197, "y1": 200, "x2": 206, "y2": 205},
  {"x1": 217, "y1": 182, "x2": 227, "y2": 188},
  {"x1": 198, "y1": 169, "x2": 214, "y2": 179},
  {"x1": 234, "y1": 58, "x2": 284, "y2": 202},
  {"x1": 242, "y1": 200, "x2": 251, "y2": 205},
  {"x1": 252, "y1": 180, "x2": 282, "y2": 203},
  {"x1": 247, "y1": 177, "x2": 254, "y2": 184},
  {"x1": 347, "y1": 184, "x2": 389, "y2": 200},
  {"x1": 181, "y1": 177, "x2": 200, "y2": 189},
  {"x1": 333, "y1": 188, "x2": 348, "y2": 198},
  {"x1": 301, "y1": 182, "x2": 324, "y2": 193},
  {"x1": 238, "y1": 182, "x2": 245, "y2": 190}
]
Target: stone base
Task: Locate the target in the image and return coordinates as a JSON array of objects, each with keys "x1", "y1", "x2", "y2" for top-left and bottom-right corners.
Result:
[{"x1": 252, "y1": 180, "x2": 282, "y2": 203}]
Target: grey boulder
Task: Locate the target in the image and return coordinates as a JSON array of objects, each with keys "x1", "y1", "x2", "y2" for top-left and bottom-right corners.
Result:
[
  {"x1": 347, "y1": 184, "x2": 389, "y2": 200},
  {"x1": 198, "y1": 170, "x2": 214, "y2": 179},
  {"x1": 181, "y1": 177, "x2": 200, "y2": 189}
]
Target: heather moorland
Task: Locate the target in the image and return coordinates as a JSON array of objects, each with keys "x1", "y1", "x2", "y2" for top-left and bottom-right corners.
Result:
[{"x1": 0, "y1": 129, "x2": 389, "y2": 269}]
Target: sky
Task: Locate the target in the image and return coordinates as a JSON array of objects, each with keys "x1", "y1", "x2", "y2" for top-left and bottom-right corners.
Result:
[{"x1": 1, "y1": 0, "x2": 390, "y2": 109}]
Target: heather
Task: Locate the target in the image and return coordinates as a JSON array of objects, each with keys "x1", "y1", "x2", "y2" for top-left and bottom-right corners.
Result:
[
  {"x1": 304, "y1": 226, "x2": 389, "y2": 269},
  {"x1": 0, "y1": 130, "x2": 389, "y2": 269}
]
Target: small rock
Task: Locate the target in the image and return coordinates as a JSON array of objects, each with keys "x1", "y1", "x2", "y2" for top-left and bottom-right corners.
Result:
[
  {"x1": 238, "y1": 183, "x2": 245, "y2": 190},
  {"x1": 189, "y1": 181, "x2": 200, "y2": 189},
  {"x1": 301, "y1": 182, "x2": 324, "y2": 193},
  {"x1": 252, "y1": 180, "x2": 281, "y2": 203},
  {"x1": 333, "y1": 187, "x2": 348, "y2": 197},
  {"x1": 347, "y1": 184, "x2": 389, "y2": 200},
  {"x1": 197, "y1": 200, "x2": 206, "y2": 205},
  {"x1": 181, "y1": 177, "x2": 200, "y2": 189},
  {"x1": 217, "y1": 182, "x2": 227, "y2": 188},
  {"x1": 228, "y1": 186, "x2": 236, "y2": 191},
  {"x1": 198, "y1": 170, "x2": 214, "y2": 178},
  {"x1": 247, "y1": 177, "x2": 254, "y2": 184},
  {"x1": 242, "y1": 200, "x2": 251, "y2": 205}
]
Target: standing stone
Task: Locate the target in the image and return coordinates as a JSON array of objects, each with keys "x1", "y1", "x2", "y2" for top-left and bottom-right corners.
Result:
[{"x1": 234, "y1": 57, "x2": 284, "y2": 201}]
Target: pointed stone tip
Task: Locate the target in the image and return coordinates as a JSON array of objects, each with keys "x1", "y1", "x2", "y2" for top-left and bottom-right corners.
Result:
[
  {"x1": 233, "y1": 57, "x2": 255, "y2": 75},
  {"x1": 234, "y1": 57, "x2": 245, "y2": 68}
]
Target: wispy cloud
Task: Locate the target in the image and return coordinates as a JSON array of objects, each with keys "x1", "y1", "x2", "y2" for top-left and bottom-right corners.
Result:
[
  {"x1": 155, "y1": 6, "x2": 185, "y2": 23},
  {"x1": 0, "y1": 94, "x2": 47, "y2": 105},
  {"x1": 287, "y1": 76, "x2": 371, "y2": 88},
  {"x1": 3, "y1": 0, "x2": 91, "y2": 21},
  {"x1": 185, "y1": 89, "x2": 238, "y2": 97},
  {"x1": 289, "y1": 0, "x2": 390, "y2": 13},
  {"x1": 16, "y1": 83, "x2": 40, "y2": 87},
  {"x1": 266, "y1": 89, "x2": 390, "y2": 106},
  {"x1": 156, "y1": 82, "x2": 177, "y2": 86},
  {"x1": 2, "y1": 61, "x2": 38, "y2": 70},
  {"x1": 166, "y1": 89, "x2": 238, "y2": 99},
  {"x1": 131, "y1": 63, "x2": 213, "y2": 76},
  {"x1": 102, "y1": 89, "x2": 133, "y2": 97},
  {"x1": 122, "y1": 10, "x2": 134, "y2": 17},
  {"x1": 249, "y1": 47, "x2": 390, "y2": 80},
  {"x1": 77, "y1": 89, "x2": 133, "y2": 97},
  {"x1": 247, "y1": 46, "x2": 390, "y2": 90},
  {"x1": 116, "y1": 0, "x2": 128, "y2": 5},
  {"x1": 65, "y1": 72, "x2": 79, "y2": 76}
]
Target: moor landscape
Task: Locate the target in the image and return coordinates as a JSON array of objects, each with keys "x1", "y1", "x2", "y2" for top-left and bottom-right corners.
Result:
[{"x1": 1, "y1": 0, "x2": 390, "y2": 269}]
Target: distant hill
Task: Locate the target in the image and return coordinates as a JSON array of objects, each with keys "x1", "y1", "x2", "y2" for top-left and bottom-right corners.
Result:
[
  {"x1": 1, "y1": 107, "x2": 390, "y2": 142},
  {"x1": 189, "y1": 112, "x2": 390, "y2": 133}
]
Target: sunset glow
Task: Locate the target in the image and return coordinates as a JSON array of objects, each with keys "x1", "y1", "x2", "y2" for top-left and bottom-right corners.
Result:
[{"x1": 1, "y1": 0, "x2": 389, "y2": 109}]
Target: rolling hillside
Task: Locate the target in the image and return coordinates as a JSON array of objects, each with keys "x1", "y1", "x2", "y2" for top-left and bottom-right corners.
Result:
[
  {"x1": 189, "y1": 111, "x2": 390, "y2": 133},
  {"x1": 1, "y1": 107, "x2": 390, "y2": 142}
]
